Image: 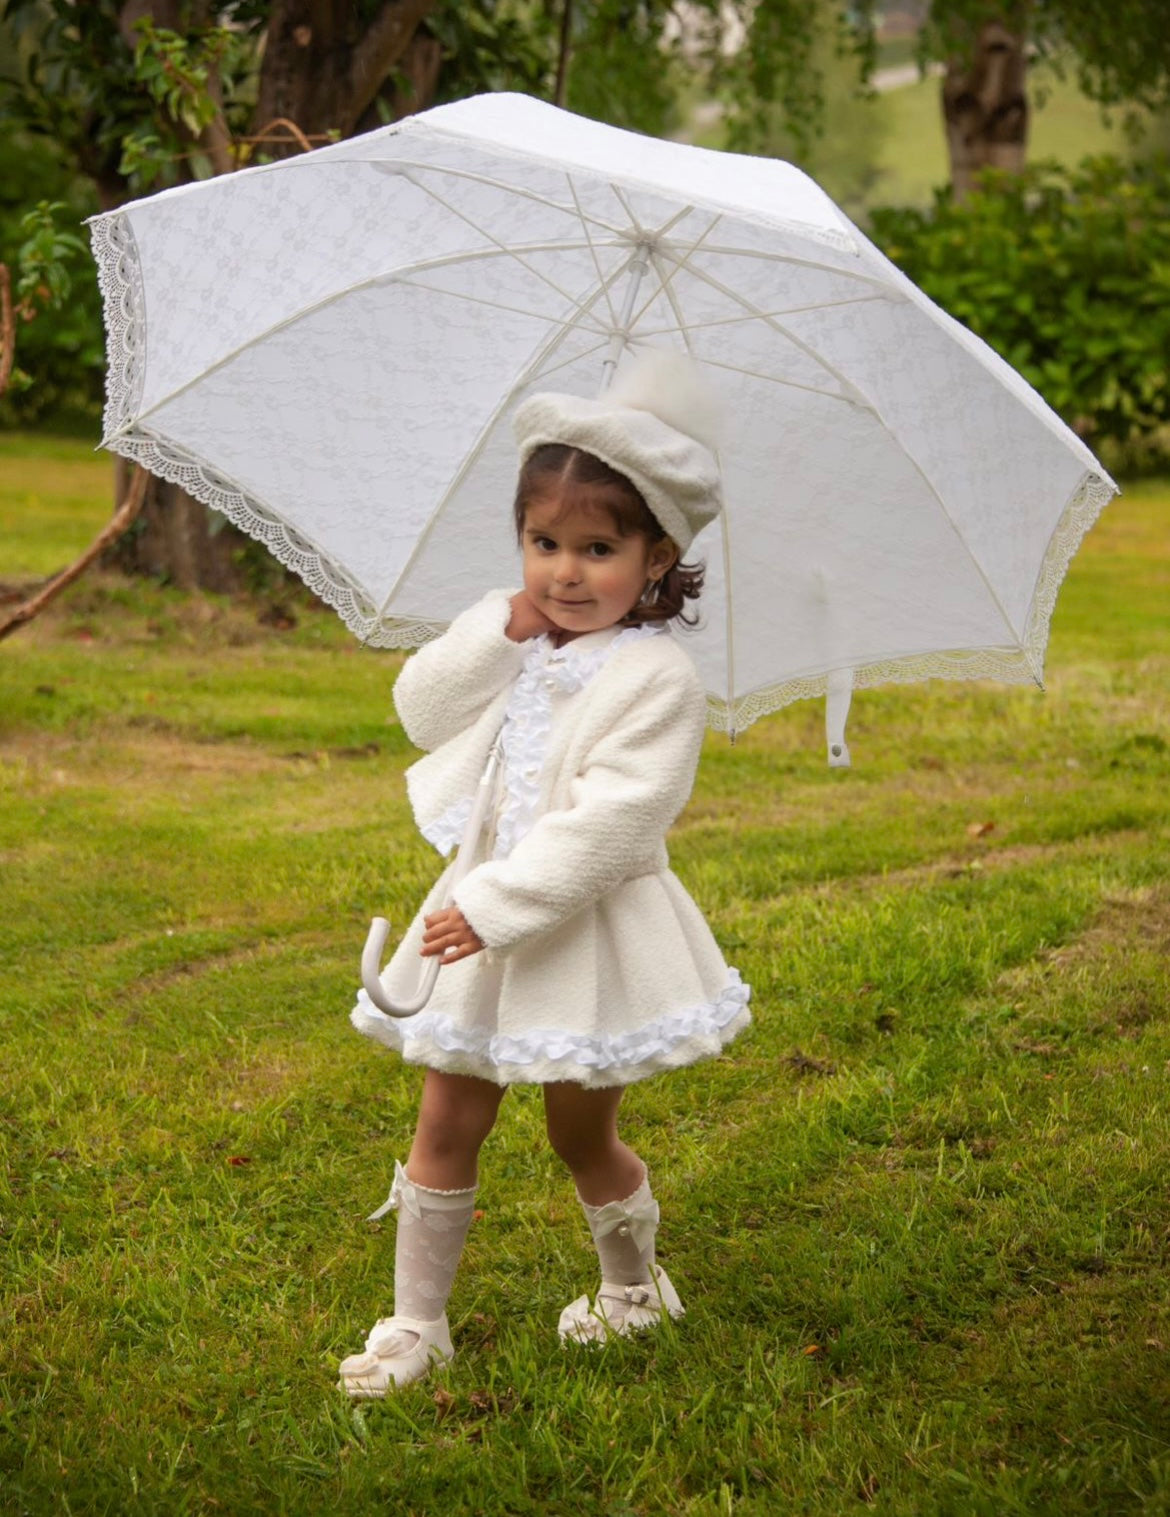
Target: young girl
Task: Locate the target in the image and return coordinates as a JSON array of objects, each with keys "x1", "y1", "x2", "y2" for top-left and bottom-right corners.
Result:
[{"x1": 340, "y1": 357, "x2": 751, "y2": 1398}]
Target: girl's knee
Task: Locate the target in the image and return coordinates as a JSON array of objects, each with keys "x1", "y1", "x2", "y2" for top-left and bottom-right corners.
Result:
[
  {"x1": 416, "y1": 1074, "x2": 502, "y2": 1158},
  {"x1": 545, "y1": 1105, "x2": 616, "y2": 1170}
]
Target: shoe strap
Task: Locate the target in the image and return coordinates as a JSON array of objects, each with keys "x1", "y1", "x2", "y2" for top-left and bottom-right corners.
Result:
[{"x1": 364, "y1": 1313, "x2": 446, "y2": 1355}]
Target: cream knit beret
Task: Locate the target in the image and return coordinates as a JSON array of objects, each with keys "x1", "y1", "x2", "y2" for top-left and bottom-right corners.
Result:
[{"x1": 513, "y1": 351, "x2": 723, "y2": 553}]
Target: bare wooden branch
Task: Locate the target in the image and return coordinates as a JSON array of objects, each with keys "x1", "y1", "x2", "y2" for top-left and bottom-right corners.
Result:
[
  {"x1": 0, "y1": 264, "x2": 15, "y2": 400},
  {"x1": 0, "y1": 467, "x2": 150, "y2": 643},
  {"x1": 247, "y1": 116, "x2": 318, "y2": 153}
]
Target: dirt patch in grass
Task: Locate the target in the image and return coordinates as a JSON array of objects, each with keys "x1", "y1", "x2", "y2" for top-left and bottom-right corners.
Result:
[
  {"x1": 995, "y1": 883, "x2": 1170, "y2": 1033},
  {"x1": 1002, "y1": 884, "x2": 1170, "y2": 975},
  {"x1": 807, "y1": 831, "x2": 1149, "y2": 901},
  {"x1": 1, "y1": 728, "x2": 292, "y2": 782}
]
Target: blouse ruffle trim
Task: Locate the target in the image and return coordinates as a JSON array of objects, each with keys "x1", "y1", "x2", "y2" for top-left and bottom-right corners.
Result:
[
  {"x1": 418, "y1": 621, "x2": 664, "y2": 860},
  {"x1": 350, "y1": 968, "x2": 750, "y2": 1079},
  {"x1": 420, "y1": 795, "x2": 473, "y2": 857},
  {"x1": 493, "y1": 622, "x2": 664, "y2": 861}
]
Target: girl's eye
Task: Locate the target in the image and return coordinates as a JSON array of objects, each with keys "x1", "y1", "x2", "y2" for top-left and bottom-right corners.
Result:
[
  {"x1": 586, "y1": 543, "x2": 613, "y2": 558},
  {"x1": 534, "y1": 536, "x2": 557, "y2": 551}
]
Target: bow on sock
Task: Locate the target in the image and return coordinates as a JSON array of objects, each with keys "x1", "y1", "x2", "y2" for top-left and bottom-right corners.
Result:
[
  {"x1": 367, "y1": 1159, "x2": 420, "y2": 1222},
  {"x1": 583, "y1": 1189, "x2": 660, "y2": 1254}
]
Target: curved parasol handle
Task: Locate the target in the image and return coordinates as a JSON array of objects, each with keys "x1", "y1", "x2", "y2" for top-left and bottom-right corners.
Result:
[
  {"x1": 361, "y1": 916, "x2": 441, "y2": 1018},
  {"x1": 360, "y1": 736, "x2": 503, "y2": 1019}
]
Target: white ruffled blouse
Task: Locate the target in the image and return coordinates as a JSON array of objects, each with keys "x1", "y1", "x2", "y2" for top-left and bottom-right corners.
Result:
[{"x1": 351, "y1": 591, "x2": 750, "y2": 1088}]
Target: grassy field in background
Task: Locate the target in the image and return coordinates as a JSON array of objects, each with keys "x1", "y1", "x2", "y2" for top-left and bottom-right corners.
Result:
[
  {"x1": 870, "y1": 70, "x2": 1161, "y2": 208},
  {"x1": 683, "y1": 65, "x2": 1165, "y2": 210},
  {"x1": 1, "y1": 441, "x2": 1168, "y2": 1515}
]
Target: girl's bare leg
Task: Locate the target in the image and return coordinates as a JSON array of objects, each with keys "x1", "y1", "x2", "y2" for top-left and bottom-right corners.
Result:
[
  {"x1": 543, "y1": 1081, "x2": 644, "y2": 1203},
  {"x1": 340, "y1": 1070, "x2": 506, "y2": 1397},
  {"x1": 545, "y1": 1082, "x2": 682, "y2": 1339},
  {"x1": 408, "y1": 1068, "x2": 506, "y2": 1189}
]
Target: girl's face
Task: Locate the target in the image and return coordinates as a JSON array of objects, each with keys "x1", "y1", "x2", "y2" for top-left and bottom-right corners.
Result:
[{"x1": 521, "y1": 489, "x2": 676, "y2": 640}]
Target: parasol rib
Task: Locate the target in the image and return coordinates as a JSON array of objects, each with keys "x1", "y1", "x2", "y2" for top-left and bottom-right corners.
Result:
[
  {"x1": 377, "y1": 124, "x2": 859, "y2": 255},
  {"x1": 634, "y1": 292, "x2": 888, "y2": 340},
  {"x1": 566, "y1": 174, "x2": 621, "y2": 329},
  {"x1": 114, "y1": 238, "x2": 616, "y2": 438},
  {"x1": 367, "y1": 156, "x2": 631, "y2": 239},
  {"x1": 398, "y1": 167, "x2": 614, "y2": 325},
  {"x1": 375, "y1": 248, "x2": 648, "y2": 625},
  {"x1": 654, "y1": 252, "x2": 1027, "y2": 650},
  {"x1": 647, "y1": 246, "x2": 737, "y2": 731},
  {"x1": 669, "y1": 240, "x2": 898, "y2": 295}
]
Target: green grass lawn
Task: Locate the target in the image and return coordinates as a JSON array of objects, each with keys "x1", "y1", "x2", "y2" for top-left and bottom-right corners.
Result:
[{"x1": 1, "y1": 442, "x2": 1169, "y2": 1515}]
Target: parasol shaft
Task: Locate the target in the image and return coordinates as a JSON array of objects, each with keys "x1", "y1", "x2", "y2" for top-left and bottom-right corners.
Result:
[{"x1": 600, "y1": 245, "x2": 651, "y2": 392}]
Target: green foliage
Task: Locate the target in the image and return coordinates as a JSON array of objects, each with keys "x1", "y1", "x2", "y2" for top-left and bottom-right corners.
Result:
[
  {"x1": 870, "y1": 155, "x2": 1170, "y2": 453},
  {"x1": 119, "y1": 19, "x2": 251, "y2": 188},
  {"x1": 719, "y1": 0, "x2": 879, "y2": 159},
  {"x1": 0, "y1": 133, "x2": 102, "y2": 428},
  {"x1": 425, "y1": 2, "x2": 551, "y2": 115},
  {"x1": 921, "y1": 0, "x2": 1170, "y2": 113},
  {"x1": 9, "y1": 201, "x2": 86, "y2": 318},
  {"x1": 712, "y1": 4, "x2": 889, "y2": 220}
]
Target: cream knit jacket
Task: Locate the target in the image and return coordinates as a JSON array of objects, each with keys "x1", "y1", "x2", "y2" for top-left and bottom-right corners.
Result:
[{"x1": 393, "y1": 590, "x2": 709, "y2": 954}]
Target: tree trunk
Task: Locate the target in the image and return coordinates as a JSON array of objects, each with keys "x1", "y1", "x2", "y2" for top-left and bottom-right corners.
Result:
[
  {"x1": 103, "y1": 458, "x2": 241, "y2": 591},
  {"x1": 942, "y1": 19, "x2": 1029, "y2": 200},
  {"x1": 253, "y1": 0, "x2": 437, "y2": 153}
]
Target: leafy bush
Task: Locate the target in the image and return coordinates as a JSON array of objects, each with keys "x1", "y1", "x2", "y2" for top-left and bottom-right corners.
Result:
[
  {"x1": 869, "y1": 156, "x2": 1170, "y2": 457},
  {"x1": 0, "y1": 132, "x2": 103, "y2": 429}
]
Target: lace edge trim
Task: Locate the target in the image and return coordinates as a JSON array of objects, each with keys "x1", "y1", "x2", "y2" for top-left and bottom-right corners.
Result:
[
  {"x1": 708, "y1": 469, "x2": 1117, "y2": 735},
  {"x1": 350, "y1": 969, "x2": 750, "y2": 1072},
  {"x1": 90, "y1": 213, "x2": 147, "y2": 440},
  {"x1": 88, "y1": 213, "x2": 445, "y2": 651}
]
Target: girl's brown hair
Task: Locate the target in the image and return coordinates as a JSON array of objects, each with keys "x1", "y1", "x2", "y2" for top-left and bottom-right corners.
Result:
[{"x1": 513, "y1": 444, "x2": 704, "y2": 627}]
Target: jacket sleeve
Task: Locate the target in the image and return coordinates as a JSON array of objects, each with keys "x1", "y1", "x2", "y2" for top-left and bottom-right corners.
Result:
[
  {"x1": 393, "y1": 590, "x2": 526, "y2": 753},
  {"x1": 453, "y1": 657, "x2": 707, "y2": 951}
]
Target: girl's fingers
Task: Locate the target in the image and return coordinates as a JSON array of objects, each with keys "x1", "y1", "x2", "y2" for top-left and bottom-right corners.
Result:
[{"x1": 420, "y1": 908, "x2": 483, "y2": 960}]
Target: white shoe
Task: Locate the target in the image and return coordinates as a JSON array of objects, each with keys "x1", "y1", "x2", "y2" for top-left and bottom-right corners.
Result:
[
  {"x1": 558, "y1": 1265, "x2": 684, "y2": 1345},
  {"x1": 338, "y1": 1313, "x2": 453, "y2": 1398}
]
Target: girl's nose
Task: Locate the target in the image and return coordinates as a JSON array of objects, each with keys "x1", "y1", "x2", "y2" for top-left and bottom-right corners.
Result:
[{"x1": 553, "y1": 555, "x2": 581, "y2": 584}]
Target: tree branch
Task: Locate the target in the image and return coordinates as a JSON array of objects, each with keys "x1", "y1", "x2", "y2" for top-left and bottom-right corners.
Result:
[
  {"x1": 554, "y1": 0, "x2": 573, "y2": 109},
  {"x1": 0, "y1": 468, "x2": 149, "y2": 643},
  {"x1": 347, "y1": 0, "x2": 437, "y2": 123},
  {"x1": 0, "y1": 265, "x2": 14, "y2": 400}
]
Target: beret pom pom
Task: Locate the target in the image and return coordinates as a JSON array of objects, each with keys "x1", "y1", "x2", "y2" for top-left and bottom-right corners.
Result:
[{"x1": 609, "y1": 350, "x2": 723, "y2": 456}]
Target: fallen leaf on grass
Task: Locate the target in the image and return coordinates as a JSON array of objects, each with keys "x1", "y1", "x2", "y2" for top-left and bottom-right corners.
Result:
[
  {"x1": 802, "y1": 1344, "x2": 822, "y2": 1357},
  {"x1": 473, "y1": 1209, "x2": 485, "y2": 1222},
  {"x1": 966, "y1": 821, "x2": 996, "y2": 838},
  {"x1": 227, "y1": 1155, "x2": 252, "y2": 1166},
  {"x1": 432, "y1": 1388, "x2": 456, "y2": 1420}
]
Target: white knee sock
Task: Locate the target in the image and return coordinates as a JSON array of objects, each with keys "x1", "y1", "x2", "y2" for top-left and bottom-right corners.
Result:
[
  {"x1": 579, "y1": 1171, "x2": 658, "y2": 1287},
  {"x1": 370, "y1": 1161, "x2": 476, "y2": 1322}
]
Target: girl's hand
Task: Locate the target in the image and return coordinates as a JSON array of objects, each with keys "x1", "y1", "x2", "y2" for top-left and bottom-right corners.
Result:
[
  {"x1": 506, "y1": 591, "x2": 558, "y2": 643},
  {"x1": 421, "y1": 906, "x2": 484, "y2": 964}
]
